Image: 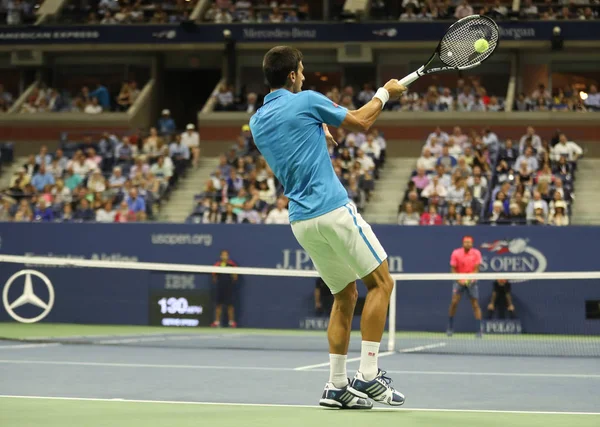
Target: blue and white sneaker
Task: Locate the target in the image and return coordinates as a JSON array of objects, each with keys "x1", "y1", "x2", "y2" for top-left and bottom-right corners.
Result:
[
  {"x1": 350, "y1": 370, "x2": 405, "y2": 406},
  {"x1": 319, "y1": 382, "x2": 373, "y2": 409}
]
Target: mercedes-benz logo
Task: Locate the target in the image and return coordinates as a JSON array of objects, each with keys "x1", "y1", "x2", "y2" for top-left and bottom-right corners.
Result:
[{"x1": 2, "y1": 269, "x2": 55, "y2": 323}]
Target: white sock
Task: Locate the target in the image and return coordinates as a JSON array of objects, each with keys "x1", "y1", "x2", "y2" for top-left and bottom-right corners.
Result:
[
  {"x1": 329, "y1": 354, "x2": 348, "y2": 388},
  {"x1": 359, "y1": 341, "x2": 380, "y2": 381}
]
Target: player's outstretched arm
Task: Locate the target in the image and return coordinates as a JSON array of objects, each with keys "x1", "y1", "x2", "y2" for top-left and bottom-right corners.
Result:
[{"x1": 341, "y1": 80, "x2": 406, "y2": 133}]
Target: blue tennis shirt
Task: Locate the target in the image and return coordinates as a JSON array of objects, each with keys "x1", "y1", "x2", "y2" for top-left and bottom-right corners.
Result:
[{"x1": 250, "y1": 89, "x2": 350, "y2": 222}]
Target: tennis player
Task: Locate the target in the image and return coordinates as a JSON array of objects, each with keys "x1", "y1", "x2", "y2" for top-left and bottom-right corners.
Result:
[
  {"x1": 447, "y1": 236, "x2": 483, "y2": 337},
  {"x1": 250, "y1": 46, "x2": 406, "y2": 409}
]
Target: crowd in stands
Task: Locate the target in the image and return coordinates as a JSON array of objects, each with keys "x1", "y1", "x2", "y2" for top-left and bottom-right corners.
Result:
[
  {"x1": 370, "y1": 0, "x2": 598, "y2": 21},
  {"x1": 0, "y1": 114, "x2": 201, "y2": 222},
  {"x1": 213, "y1": 77, "x2": 504, "y2": 114},
  {"x1": 398, "y1": 125, "x2": 581, "y2": 226},
  {"x1": 514, "y1": 83, "x2": 600, "y2": 112},
  {"x1": 520, "y1": 0, "x2": 598, "y2": 21},
  {"x1": 1, "y1": 0, "x2": 40, "y2": 25},
  {"x1": 188, "y1": 123, "x2": 386, "y2": 224},
  {"x1": 60, "y1": 0, "x2": 197, "y2": 25},
  {"x1": 17, "y1": 81, "x2": 141, "y2": 113},
  {"x1": 204, "y1": 0, "x2": 309, "y2": 23}
]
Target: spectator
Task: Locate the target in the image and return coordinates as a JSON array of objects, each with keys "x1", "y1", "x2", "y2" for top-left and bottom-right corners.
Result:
[
  {"x1": 499, "y1": 139, "x2": 518, "y2": 165},
  {"x1": 417, "y1": 148, "x2": 437, "y2": 171},
  {"x1": 31, "y1": 165, "x2": 55, "y2": 192},
  {"x1": 447, "y1": 176, "x2": 466, "y2": 204},
  {"x1": 355, "y1": 149, "x2": 375, "y2": 173},
  {"x1": 87, "y1": 169, "x2": 107, "y2": 193},
  {"x1": 241, "y1": 92, "x2": 260, "y2": 114},
  {"x1": 508, "y1": 203, "x2": 526, "y2": 225},
  {"x1": 549, "y1": 201, "x2": 569, "y2": 226},
  {"x1": 454, "y1": 0, "x2": 474, "y2": 18},
  {"x1": 214, "y1": 6, "x2": 233, "y2": 22},
  {"x1": 215, "y1": 203, "x2": 236, "y2": 224},
  {"x1": 422, "y1": 176, "x2": 448, "y2": 199},
  {"x1": 114, "y1": 200, "x2": 136, "y2": 222},
  {"x1": 126, "y1": 188, "x2": 146, "y2": 214},
  {"x1": 398, "y1": 202, "x2": 420, "y2": 225},
  {"x1": 514, "y1": 147, "x2": 539, "y2": 172},
  {"x1": 453, "y1": 157, "x2": 472, "y2": 180},
  {"x1": 489, "y1": 201, "x2": 508, "y2": 225},
  {"x1": 403, "y1": 190, "x2": 425, "y2": 214},
  {"x1": 420, "y1": 205, "x2": 443, "y2": 225},
  {"x1": 14, "y1": 200, "x2": 33, "y2": 222},
  {"x1": 109, "y1": 166, "x2": 127, "y2": 190},
  {"x1": 74, "y1": 199, "x2": 95, "y2": 221},
  {"x1": 400, "y1": 4, "x2": 418, "y2": 19},
  {"x1": 584, "y1": 84, "x2": 600, "y2": 111},
  {"x1": 35, "y1": 146, "x2": 52, "y2": 166},
  {"x1": 519, "y1": 127, "x2": 542, "y2": 154},
  {"x1": 89, "y1": 83, "x2": 110, "y2": 110},
  {"x1": 237, "y1": 201, "x2": 262, "y2": 224},
  {"x1": 33, "y1": 199, "x2": 54, "y2": 222},
  {"x1": 96, "y1": 200, "x2": 116, "y2": 222},
  {"x1": 116, "y1": 137, "x2": 137, "y2": 165},
  {"x1": 461, "y1": 206, "x2": 479, "y2": 226},
  {"x1": 157, "y1": 109, "x2": 176, "y2": 135},
  {"x1": 469, "y1": 175, "x2": 488, "y2": 204},
  {"x1": 412, "y1": 168, "x2": 430, "y2": 191},
  {"x1": 101, "y1": 10, "x2": 117, "y2": 24},
  {"x1": 451, "y1": 126, "x2": 468, "y2": 148},
  {"x1": 361, "y1": 135, "x2": 381, "y2": 164},
  {"x1": 444, "y1": 204, "x2": 462, "y2": 225},
  {"x1": 551, "y1": 133, "x2": 583, "y2": 162},
  {"x1": 203, "y1": 201, "x2": 222, "y2": 224},
  {"x1": 521, "y1": 0, "x2": 538, "y2": 17},
  {"x1": 213, "y1": 84, "x2": 235, "y2": 111},
  {"x1": 526, "y1": 191, "x2": 549, "y2": 222},
  {"x1": 437, "y1": 145, "x2": 458, "y2": 172},
  {"x1": 357, "y1": 83, "x2": 375, "y2": 107},
  {"x1": 265, "y1": 198, "x2": 289, "y2": 224},
  {"x1": 181, "y1": 124, "x2": 201, "y2": 168},
  {"x1": 116, "y1": 82, "x2": 132, "y2": 111},
  {"x1": 426, "y1": 126, "x2": 450, "y2": 147},
  {"x1": 447, "y1": 138, "x2": 463, "y2": 158}
]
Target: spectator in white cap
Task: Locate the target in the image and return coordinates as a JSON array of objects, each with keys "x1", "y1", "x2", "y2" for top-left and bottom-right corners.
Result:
[
  {"x1": 489, "y1": 200, "x2": 508, "y2": 225},
  {"x1": 87, "y1": 169, "x2": 107, "y2": 193},
  {"x1": 181, "y1": 123, "x2": 201, "y2": 168},
  {"x1": 158, "y1": 108, "x2": 176, "y2": 135},
  {"x1": 549, "y1": 201, "x2": 569, "y2": 226}
]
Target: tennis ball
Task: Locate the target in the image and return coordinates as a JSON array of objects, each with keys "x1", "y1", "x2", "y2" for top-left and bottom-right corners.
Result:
[{"x1": 474, "y1": 39, "x2": 489, "y2": 53}]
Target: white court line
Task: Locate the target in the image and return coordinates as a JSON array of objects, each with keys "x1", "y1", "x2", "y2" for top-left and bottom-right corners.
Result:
[
  {"x1": 399, "y1": 343, "x2": 447, "y2": 353},
  {"x1": 0, "y1": 359, "x2": 598, "y2": 379},
  {"x1": 293, "y1": 351, "x2": 396, "y2": 371},
  {"x1": 0, "y1": 344, "x2": 60, "y2": 350},
  {"x1": 97, "y1": 335, "x2": 218, "y2": 344},
  {"x1": 0, "y1": 395, "x2": 599, "y2": 416}
]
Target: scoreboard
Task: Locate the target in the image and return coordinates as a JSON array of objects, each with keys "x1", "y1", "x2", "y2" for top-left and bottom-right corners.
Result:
[{"x1": 148, "y1": 273, "x2": 213, "y2": 327}]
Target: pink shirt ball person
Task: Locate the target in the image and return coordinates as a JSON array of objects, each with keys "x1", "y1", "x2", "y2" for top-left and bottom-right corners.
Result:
[
  {"x1": 447, "y1": 236, "x2": 484, "y2": 338},
  {"x1": 450, "y1": 236, "x2": 482, "y2": 285}
]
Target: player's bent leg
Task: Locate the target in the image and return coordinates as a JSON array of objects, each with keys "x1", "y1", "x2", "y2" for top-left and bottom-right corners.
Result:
[{"x1": 328, "y1": 281, "x2": 358, "y2": 356}]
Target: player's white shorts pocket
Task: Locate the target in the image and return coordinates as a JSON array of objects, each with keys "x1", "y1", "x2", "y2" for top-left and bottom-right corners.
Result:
[{"x1": 291, "y1": 203, "x2": 387, "y2": 294}]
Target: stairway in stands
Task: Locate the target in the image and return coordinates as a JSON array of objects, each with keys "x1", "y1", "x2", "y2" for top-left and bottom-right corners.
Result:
[
  {"x1": 571, "y1": 158, "x2": 600, "y2": 225},
  {"x1": 363, "y1": 157, "x2": 416, "y2": 225},
  {"x1": 160, "y1": 157, "x2": 219, "y2": 222}
]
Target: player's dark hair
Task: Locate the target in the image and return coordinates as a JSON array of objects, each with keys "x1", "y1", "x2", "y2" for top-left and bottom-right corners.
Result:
[{"x1": 262, "y1": 46, "x2": 303, "y2": 89}]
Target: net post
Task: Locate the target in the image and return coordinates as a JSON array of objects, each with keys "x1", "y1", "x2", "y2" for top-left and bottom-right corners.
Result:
[{"x1": 387, "y1": 278, "x2": 397, "y2": 352}]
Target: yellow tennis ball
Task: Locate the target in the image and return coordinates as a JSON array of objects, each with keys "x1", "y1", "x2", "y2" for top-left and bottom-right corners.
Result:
[{"x1": 474, "y1": 39, "x2": 489, "y2": 53}]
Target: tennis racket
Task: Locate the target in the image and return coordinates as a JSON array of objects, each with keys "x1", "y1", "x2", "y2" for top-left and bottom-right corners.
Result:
[{"x1": 399, "y1": 15, "x2": 499, "y2": 87}]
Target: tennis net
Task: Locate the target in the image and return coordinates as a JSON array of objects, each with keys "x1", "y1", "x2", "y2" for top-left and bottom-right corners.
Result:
[{"x1": 0, "y1": 254, "x2": 598, "y2": 357}]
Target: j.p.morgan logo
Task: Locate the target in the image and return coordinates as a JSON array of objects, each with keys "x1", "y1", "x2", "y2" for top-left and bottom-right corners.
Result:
[
  {"x1": 480, "y1": 239, "x2": 547, "y2": 282},
  {"x1": 2, "y1": 270, "x2": 54, "y2": 323}
]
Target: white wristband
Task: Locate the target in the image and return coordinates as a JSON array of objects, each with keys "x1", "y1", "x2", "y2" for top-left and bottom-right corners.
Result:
[{"x1": 373, "y1": 87, "x2": 389, "y2": 109}]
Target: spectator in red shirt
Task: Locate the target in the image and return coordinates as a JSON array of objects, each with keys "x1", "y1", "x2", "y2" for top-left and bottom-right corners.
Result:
[
  {"x1": 447, "y1": 236, "x2": 483, "y2": 337},
  {"x1": 211, "y1": 249, "x2": 239, "y2": 328},
  {"x1": 420, "y1": 205, "x2": 443, "y2": 226}
]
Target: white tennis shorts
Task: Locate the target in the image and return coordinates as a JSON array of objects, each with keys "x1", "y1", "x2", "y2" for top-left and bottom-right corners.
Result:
[{"x1": 291, "y1": 202, "x2": 387, "y2": 294}]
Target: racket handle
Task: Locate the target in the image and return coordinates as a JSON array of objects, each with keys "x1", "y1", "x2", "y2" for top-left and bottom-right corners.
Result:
[{"x1": 399, "y1": 71, "x2": 420, "y2": 87}]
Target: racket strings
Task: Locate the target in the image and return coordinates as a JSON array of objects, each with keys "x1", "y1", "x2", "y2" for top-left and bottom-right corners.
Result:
[{"x1": 439, "y1": 16, "x2": 499, "y2": 69}]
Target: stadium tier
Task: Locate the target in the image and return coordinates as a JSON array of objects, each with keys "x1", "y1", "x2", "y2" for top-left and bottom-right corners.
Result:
[{"x1": 0, "y1": 6, "x2": 599, "y2": 427}]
